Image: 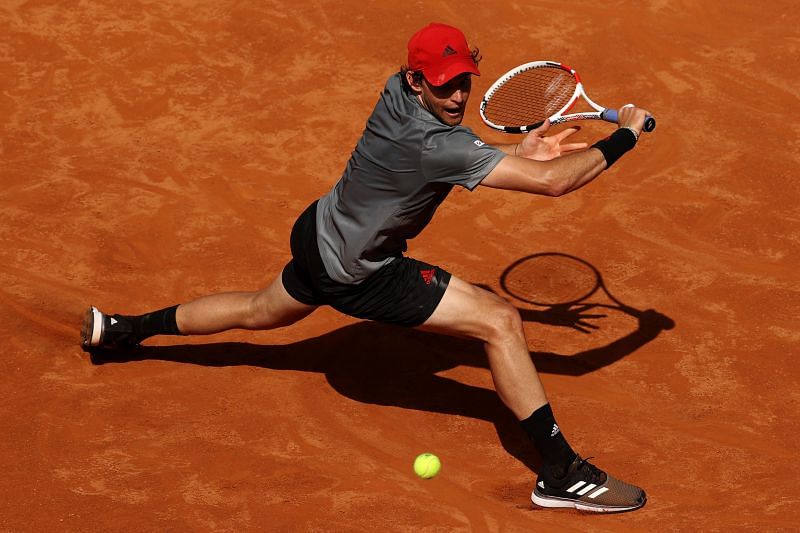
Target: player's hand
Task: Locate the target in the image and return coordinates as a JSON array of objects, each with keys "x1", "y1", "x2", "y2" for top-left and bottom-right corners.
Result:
[
  {"x1": 518, "y1": 119, "x2": 588, "y2": 161},
  {"x1": 617, "y1": 105, "x2": 651, "y2": 136}
]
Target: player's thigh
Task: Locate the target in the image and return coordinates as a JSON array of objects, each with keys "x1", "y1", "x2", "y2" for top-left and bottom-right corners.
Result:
[
  {"x1": 249, "y1": 274, "x2": 318, "y2": 328},
  {"x1": 418, "y1": 275, "x2": 520, "y2": 342}
]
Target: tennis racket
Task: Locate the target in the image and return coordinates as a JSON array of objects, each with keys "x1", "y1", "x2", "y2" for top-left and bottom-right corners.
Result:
[{"x1": 480, "y1": 61, "x2": 656, "y2": 134}]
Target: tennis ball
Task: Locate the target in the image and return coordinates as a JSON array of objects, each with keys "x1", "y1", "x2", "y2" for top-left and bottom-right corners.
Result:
[{"x1": 413, "y1": 453, "x2": 441, "y2": 479}]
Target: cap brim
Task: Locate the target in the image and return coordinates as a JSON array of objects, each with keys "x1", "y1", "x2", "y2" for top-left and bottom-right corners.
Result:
[{"x1": 425, "y1": 59, "x2": 481, "y2": 87}]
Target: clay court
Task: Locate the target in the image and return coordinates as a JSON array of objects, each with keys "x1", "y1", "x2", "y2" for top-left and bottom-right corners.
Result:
[{"x1": 2, "y1": 1, "x2": 798, "y2": 530}]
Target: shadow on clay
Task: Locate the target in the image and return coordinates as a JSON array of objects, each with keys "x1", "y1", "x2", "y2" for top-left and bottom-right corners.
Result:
[{"x1": 89, "y1": 253, "x2": 674, "y2": 473}]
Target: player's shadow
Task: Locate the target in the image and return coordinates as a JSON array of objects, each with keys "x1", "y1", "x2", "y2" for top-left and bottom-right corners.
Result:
[{"x1": 91, "y1": 254, "x2": 674, "y2": 473}]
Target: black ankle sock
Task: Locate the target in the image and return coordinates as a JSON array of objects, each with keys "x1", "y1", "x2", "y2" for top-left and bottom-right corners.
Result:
[
  {"x1": 520, "y1": 403, "x2": 577, "y2": 478},
  {"x1": 128, "y1": 305, "x2": 182, "y2": 341}
]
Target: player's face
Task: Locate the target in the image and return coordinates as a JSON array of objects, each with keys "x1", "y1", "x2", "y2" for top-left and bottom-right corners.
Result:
[{"x1": 418, "y1": 73, "x2": 472, "y2": 126}]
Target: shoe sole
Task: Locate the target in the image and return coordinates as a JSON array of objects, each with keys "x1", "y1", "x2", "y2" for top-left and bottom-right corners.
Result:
[
  {"x1": 532, "y1": 490, "x2": 646, "y2": 513},
  {"x1": 81, "y1": 306, "x2": 104, "y2": 348}
]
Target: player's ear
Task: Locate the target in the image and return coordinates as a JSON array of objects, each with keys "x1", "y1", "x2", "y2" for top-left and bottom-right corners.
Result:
[{"x1": 405, "y1": 70, "x2": 423, "y2": 95}]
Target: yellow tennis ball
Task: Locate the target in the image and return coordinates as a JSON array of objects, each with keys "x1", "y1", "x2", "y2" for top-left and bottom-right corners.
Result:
[{"x1": 413, "y1": 453, "x2": 441, "y2": 479}]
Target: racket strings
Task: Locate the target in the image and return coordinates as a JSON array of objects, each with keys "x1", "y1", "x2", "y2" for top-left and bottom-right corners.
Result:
[{"x1": 483, "y1": 68, "x2": 576, "y2": 127}]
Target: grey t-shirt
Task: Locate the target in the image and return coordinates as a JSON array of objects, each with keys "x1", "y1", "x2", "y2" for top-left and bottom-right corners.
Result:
[{"x1": 316, "y1": 72, "x2": 506, "y2": 284}]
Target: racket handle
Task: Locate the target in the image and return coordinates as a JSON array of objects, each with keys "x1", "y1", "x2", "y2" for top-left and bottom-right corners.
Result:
[{"x1": 601, "y1": 109, "x2": 657, "y2": 132}]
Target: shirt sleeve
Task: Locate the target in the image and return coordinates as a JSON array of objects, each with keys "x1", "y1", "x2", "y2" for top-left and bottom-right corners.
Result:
[{"x1": 420, "y1": 126, "x2": 507, "y2": 191}]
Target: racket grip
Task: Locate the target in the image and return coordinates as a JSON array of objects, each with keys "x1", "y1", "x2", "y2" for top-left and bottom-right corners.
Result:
[{"x1": 601, "y1": 109, "x2": 657, "y2": 132}]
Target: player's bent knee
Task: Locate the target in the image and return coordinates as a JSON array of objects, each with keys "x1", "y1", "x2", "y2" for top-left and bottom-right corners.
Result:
[{"x1": 483, "y1": 300, "x2": 524, "y2": 341}]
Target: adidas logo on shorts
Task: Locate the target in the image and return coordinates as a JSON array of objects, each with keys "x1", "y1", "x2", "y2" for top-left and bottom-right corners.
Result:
[{"x1": 420, "y1": 268, "x2": 435, "y2": 285}]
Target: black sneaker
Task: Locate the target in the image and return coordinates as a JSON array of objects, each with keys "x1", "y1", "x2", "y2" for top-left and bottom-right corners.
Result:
[
  {"x1": 532, "y1": 455, "x2": 646, "y2": 513},
  {"x1": 81, "y1": 306, "x2": 141, "y2": 350}
]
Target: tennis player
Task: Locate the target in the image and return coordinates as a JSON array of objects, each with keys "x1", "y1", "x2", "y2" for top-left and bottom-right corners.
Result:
[{"x1": 82, "y1": 22, "x2": 651, "y2": 512}]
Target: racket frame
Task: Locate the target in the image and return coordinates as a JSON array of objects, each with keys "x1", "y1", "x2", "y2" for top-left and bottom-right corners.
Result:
[{"x1": 480, "y1": 61, "x2": 620, "y2": 134}]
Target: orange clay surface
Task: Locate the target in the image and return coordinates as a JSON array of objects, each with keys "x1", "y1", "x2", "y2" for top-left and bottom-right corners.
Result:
[{"x1": 2, "y1": 1, "x2": 799, "y2": 531}]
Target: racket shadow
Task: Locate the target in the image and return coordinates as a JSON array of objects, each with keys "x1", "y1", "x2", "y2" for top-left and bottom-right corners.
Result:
[
  {"x1": 89, "y1": 254, "x2": 673, "y2": 475},
  {"x1": 493, "y1": 251, "x2": 675, "y2": 375}
]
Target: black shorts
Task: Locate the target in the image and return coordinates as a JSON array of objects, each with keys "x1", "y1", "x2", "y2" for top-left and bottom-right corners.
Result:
[{"x1": 281, "y1": 201, "x2": 451, "y2": 327}]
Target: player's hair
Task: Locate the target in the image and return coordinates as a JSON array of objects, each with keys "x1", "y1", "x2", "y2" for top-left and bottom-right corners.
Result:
[{"x1": 400, "y1": 46, "x2": 482, "y2": 89}]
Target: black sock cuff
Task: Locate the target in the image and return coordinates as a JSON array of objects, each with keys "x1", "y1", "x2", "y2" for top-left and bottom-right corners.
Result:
[
  {"x1": 520, "y1": 403, "x2": 577, "y2": 475},
  {"x1": 591, "y1": 127, "x2": 637, "y2": 168},
  {"x1": 160, "y1": 305, "x2": 182, "y2": 335},
  {"x1": 520, "y1": 403, "x2": 554, "y2": 434},
  {"x1": 138, "y1": 304, "x2": 182, "y2": 337}
]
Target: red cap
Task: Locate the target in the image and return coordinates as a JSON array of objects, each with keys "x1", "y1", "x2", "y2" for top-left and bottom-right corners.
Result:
[{"x1": 407, "y1": 23, "x2": 480, "y2": 86}]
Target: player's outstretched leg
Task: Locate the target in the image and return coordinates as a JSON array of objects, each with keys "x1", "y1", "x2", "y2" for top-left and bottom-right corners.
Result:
[{"x1": 82, "y1": 274, "x2": 316, "y2": 351}]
